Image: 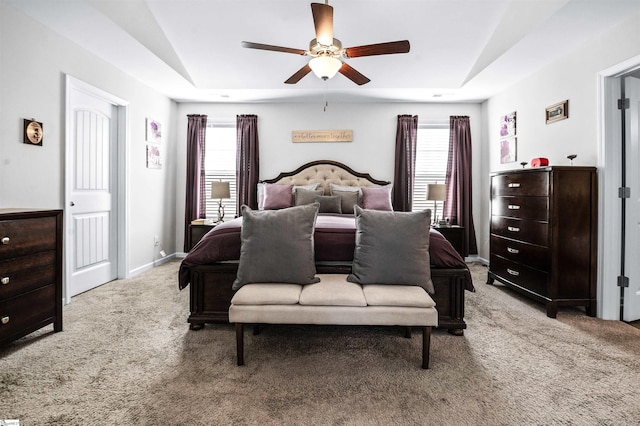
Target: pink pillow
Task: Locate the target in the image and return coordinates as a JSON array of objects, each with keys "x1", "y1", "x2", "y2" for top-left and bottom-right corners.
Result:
[
  {"x1": 361, "y1": 186, "x2": 393, "y2": 211},
  {"x1": 262, "y1": 184, "x2": 294, "y2": 209}
]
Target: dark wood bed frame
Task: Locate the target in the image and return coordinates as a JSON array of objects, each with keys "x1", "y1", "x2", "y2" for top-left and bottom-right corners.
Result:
[{"x1": 184, "y1": 160, "x2": 468, "y2": 335}]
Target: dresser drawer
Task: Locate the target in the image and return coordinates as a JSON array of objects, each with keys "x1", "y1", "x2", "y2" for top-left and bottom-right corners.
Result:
[
  {"x1": 0, "y1": 284, "x2": 56, "y2": 341},
  {"x1": 0, "y1": 217, "x2": 57, "y2": 260},
  {"x1": 490, "y1": 235, "x2": 549, "y2": 271},
  {"x1": 490, "y1": 216, "x2": 549, "y2": 247},
  {"x1": 0, "y1": 251, "x2": 57, "y2": 300},
  {"x1": 492, "y1": 172, "x2": 549, "y2": 196},
  {"x1": 492, "y1": 196, "x2": 549, "y2": 221},
  {"x1": 490, "y1": 255, "x2": 549, "y2": 298}
]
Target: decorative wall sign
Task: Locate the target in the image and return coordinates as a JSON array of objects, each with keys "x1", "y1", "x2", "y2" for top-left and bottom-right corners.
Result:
[
  {"x1": 145, "y1": 118, "x2": 162, "y2": 143},
  {"x1": 23, "y1": 119, "x2": 43, "y2": 146},
  {"x1": 546, "y1": 100, "x2": 569, "y2": 124},
  {"x1": 146, "y1": 145, "x2": 161, "y2": 169},
  {"x1": 292, "y1": 130, "x2": 353, "y2": 143}
]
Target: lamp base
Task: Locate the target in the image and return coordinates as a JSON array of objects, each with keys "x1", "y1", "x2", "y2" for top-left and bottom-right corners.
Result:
[{"x1": 216, "y1": 200, "x2": 225, "y2": 223}]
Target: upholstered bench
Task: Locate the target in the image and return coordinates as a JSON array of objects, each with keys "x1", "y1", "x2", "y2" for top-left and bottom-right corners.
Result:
[{"x1": 229, "y1": 274, "x2": 438, "y2": 369}]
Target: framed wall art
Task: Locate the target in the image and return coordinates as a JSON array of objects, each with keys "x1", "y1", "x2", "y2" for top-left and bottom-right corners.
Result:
[
  {"x1": 23, "y1": 118, "x2": 43, "y2": 146},
  {"x1": 146, "y1": 145, "x2": 161, "y2": 169},
  {"x1": 499, "y1": 111, "x2": 516, "y2": 138},
  {"x1": 545, "y1": 100, "x2": 568, "y2": 124},
  {"x1": 145, "y1": 118, "x2": 162, "y2": 143},
  {"x1": 500, "y1": 138, "x2": 517, "y2": 164}
]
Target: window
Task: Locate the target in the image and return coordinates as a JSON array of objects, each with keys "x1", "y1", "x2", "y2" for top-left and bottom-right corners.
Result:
[
  {"x1": 412, "y1": 121, "x2": 449, "y2": 222},
  {"x1": 205, "y1": 120, "x2": 236, "y2": 219}
]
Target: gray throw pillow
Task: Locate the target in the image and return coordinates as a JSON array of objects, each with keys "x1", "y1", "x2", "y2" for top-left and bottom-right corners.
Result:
[
  {"x1": 331, "y1": 189, "x2": 359, "y2": 214},
  {"x1": 314, "y1": 195, "x2": 342, "y2": 214},
  {"x1": 295, "y1": 188, "x2": 324, "y2": 206},
  {"x1": 347, "y1": 205, "x2": 434, "y2": 293},
  {"x1": 232, "y1": 203, "x2": 321, "y2": 290}
]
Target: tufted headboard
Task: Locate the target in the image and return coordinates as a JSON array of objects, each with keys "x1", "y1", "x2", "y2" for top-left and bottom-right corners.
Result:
[{"x1": 262, "y1": 160, "x2": 390, "y2": 195}]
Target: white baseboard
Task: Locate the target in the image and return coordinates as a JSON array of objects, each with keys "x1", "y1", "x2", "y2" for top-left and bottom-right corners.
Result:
[{"x1": 127, "y1": 253, "x2": 177, "y2": 278}]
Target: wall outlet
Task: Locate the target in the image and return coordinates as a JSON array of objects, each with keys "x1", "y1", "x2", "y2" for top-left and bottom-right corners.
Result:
[{"x1": 154, "y1": 235, "x2": 159, "y2": 246}]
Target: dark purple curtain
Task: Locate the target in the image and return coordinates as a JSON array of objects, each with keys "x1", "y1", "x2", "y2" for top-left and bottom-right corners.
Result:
[
  {"x1": 236, "y1": 115, "x2": 260, "y2": 213},
  {"x1": 444, "y1": 116, "x2": 478, "y2": 256},
  {"x1": 184, "y1": 114, "x2": 208, "y2": 251},
  {"x1": 392, "y1": 115, "x2": 418, "y2": 211}
]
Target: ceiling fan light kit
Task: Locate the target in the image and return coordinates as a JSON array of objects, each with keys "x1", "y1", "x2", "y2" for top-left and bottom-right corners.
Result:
[
  {"x1": 309, "y1": 56, "x2": 342, "y2": 80},
  {"x1": 241, "y1": 1, "x2": 410, "y2": 85}
]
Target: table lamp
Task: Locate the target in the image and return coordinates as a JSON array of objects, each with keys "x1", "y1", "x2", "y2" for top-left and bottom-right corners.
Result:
[
  {"x1": 211, "y1": 181, "x2": 231, "y2": 223},
  {"x1": 426, "y1": 183, "x2": 446, "y2": 225}
]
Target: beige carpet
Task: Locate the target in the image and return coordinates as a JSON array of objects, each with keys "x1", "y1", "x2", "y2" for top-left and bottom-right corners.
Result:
[{"x1": 1, "y1": 261, "x2": 639, "y2": 425}]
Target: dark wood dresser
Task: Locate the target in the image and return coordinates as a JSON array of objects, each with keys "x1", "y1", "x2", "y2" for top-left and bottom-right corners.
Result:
[
  {"x1": 0, "y1": 209, "x2": 63, "y2": 345},
  {"x1": 487, "y1": 167, "x2": 597, "y2": 318}
]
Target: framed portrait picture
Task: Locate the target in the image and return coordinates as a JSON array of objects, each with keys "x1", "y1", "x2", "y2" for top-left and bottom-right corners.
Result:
[{"x1": 546, "y1": 100, "x2": 569, "y2": 124}]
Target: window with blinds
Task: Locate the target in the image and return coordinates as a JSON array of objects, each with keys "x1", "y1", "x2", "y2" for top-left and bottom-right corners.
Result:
[
  {"x1": 412, "y1": 122, "x2": 450, "y2": 222},
  {"x1": 205, "y1": 120, "x2": 237, "y2": 219}
]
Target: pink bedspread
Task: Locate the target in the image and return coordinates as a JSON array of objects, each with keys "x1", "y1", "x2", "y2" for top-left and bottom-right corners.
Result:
[{"x1": 179, "y1": 214, "x2": 474, "y2": 291}]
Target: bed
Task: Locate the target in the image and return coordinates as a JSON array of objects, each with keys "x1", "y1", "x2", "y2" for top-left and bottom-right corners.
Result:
[{"x1": 179, "y1": 160, "x2": 473, "y2": 335}]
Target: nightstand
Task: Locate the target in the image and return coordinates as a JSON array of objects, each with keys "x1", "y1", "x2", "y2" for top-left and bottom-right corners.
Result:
[
  {"x1": 433, "y1": 225, "x2": 465, "y2": 258},
  {"x1": 188, "y1": 223, "x2": 216, "y2": 251}
]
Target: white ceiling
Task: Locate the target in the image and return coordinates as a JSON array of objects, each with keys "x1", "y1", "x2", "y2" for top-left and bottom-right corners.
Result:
[{"x1": 9, "y1": 0, "x2": 640, "y2": 103}]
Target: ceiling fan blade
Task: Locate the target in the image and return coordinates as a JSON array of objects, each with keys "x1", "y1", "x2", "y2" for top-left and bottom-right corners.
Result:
[
  {"x1": 311, "y1": 3, "x2": 333, "y2": 46},
  {"x1": 339, "y1": 62, "x2": 370, "y2": 86},
  {"x1": 241, "y1": 41, "x2": 306, "y2": 56},
  {"x1": 285, "y1": 64, "x2": 312, "y2": 84},
  {"x1": 344, "y1": 40, "x2": 410, "y2": 58}
]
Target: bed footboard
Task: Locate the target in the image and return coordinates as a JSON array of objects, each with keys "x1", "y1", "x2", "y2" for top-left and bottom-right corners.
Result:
[{"x1": 186, "y1": 262, "x2": 467, "y2": 334}]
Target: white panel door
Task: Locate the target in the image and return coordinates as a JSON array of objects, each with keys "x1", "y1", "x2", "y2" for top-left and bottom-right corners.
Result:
[
  {"x1": 623, "y1": 75, "x2": 640, "y2": 322},
  {"x1": 66, "y1": 83, "x2": 118, "y2": 298}
]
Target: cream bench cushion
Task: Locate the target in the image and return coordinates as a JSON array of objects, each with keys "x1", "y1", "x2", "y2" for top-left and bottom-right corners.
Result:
[{"x1": 229, "y1": 274, "x2": 438, "y2": 368}]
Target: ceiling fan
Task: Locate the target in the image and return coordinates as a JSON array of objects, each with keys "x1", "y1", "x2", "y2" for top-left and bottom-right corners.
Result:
[{"x1": 241, "y1": 1, "x2": 410, "y2": 86}]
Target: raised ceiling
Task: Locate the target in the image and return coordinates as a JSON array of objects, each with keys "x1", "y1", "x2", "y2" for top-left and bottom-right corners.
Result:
[{"x1": 9, "y1": 0, "x2": 640, "y2": 103}]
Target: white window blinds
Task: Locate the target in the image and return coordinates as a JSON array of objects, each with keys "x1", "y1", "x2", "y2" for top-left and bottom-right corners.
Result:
[
  {"x1": 412, "y1": 121, "x2": 450, "y2": 221},
  {"x1": 205, "y1": 120, "x2": 237, "y2": 219}
]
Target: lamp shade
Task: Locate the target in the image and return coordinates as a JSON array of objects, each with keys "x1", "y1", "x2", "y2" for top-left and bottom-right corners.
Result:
[
  {"x1": 309, "y1": 56, "x2": 342, "y2": 80},
  {"x1": 426, "y1": 184, "x2": 446, "y2": 201},
  {"x1": 211, "y1": 181, "x2": 230, "y2": 199}
]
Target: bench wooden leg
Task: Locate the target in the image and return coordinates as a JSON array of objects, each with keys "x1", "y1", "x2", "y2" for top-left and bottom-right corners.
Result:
[
  {"x1": 422, "y1": 326, "x2": 432, "y2": 369},
  {"x1": 236, "y1": 323, "x2": 244, "y2": 366}
]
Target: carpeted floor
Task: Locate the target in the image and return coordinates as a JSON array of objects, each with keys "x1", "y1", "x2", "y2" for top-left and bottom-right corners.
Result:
[{"x1": 1, "y1": 260, "x2": 639, "y2": 425}]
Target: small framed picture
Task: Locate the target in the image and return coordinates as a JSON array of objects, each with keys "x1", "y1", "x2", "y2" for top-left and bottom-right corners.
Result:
[
  {"x1": 500, "y1": 138, "x2": 517, "y2": 164},
  {"x1": 146, "y1": 145, "x2": 161, "y2": 169},
  {"x1": 545, "y1": 100, "x2": 568, "y2": 124},
  {"x1": 145, "y1": 118, "x2": 162, "y2": 143},
  {"x1": 499, "y1": 111, "x2": 516, "y2": 138}
]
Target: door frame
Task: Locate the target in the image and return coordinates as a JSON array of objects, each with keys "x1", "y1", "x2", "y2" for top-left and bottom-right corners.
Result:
[
  {"x1": 64, "y1": 75, "x2": 130, "y2": 304},
  {"x1": 597, "y1": 54, "x2": 640, "y2": 320}
]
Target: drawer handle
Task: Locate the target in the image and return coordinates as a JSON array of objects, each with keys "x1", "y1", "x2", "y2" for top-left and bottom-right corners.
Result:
[
  {"x1": 507, "y1": 247, "x2": 520, "y2": 254},
  {"x1": 1, "y1": 277, "x2": 8, "y2": 285},
  {"x1": 508, "y1": 183, "x2": 521, "y2": 188},
  {"x1": 508, "y1": 205, "x2": 521, "y2": 210},
  {"x1": 1, "y1": 237, "x2": 9, "y2": 245},
  {"x1": 507, "y1": 268, "x2": 520, "y2": 276},
  {"x1": 1, "y1": 316, "x2": 9, "y2": 325},
  {"x1": 507, "y1": 226, "x2": 520, "y2": 232}
]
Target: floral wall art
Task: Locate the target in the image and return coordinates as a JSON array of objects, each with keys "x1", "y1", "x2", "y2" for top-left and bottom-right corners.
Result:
[{"x1": 499, "y1": 111, "x2": 517, "y2": 164}]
